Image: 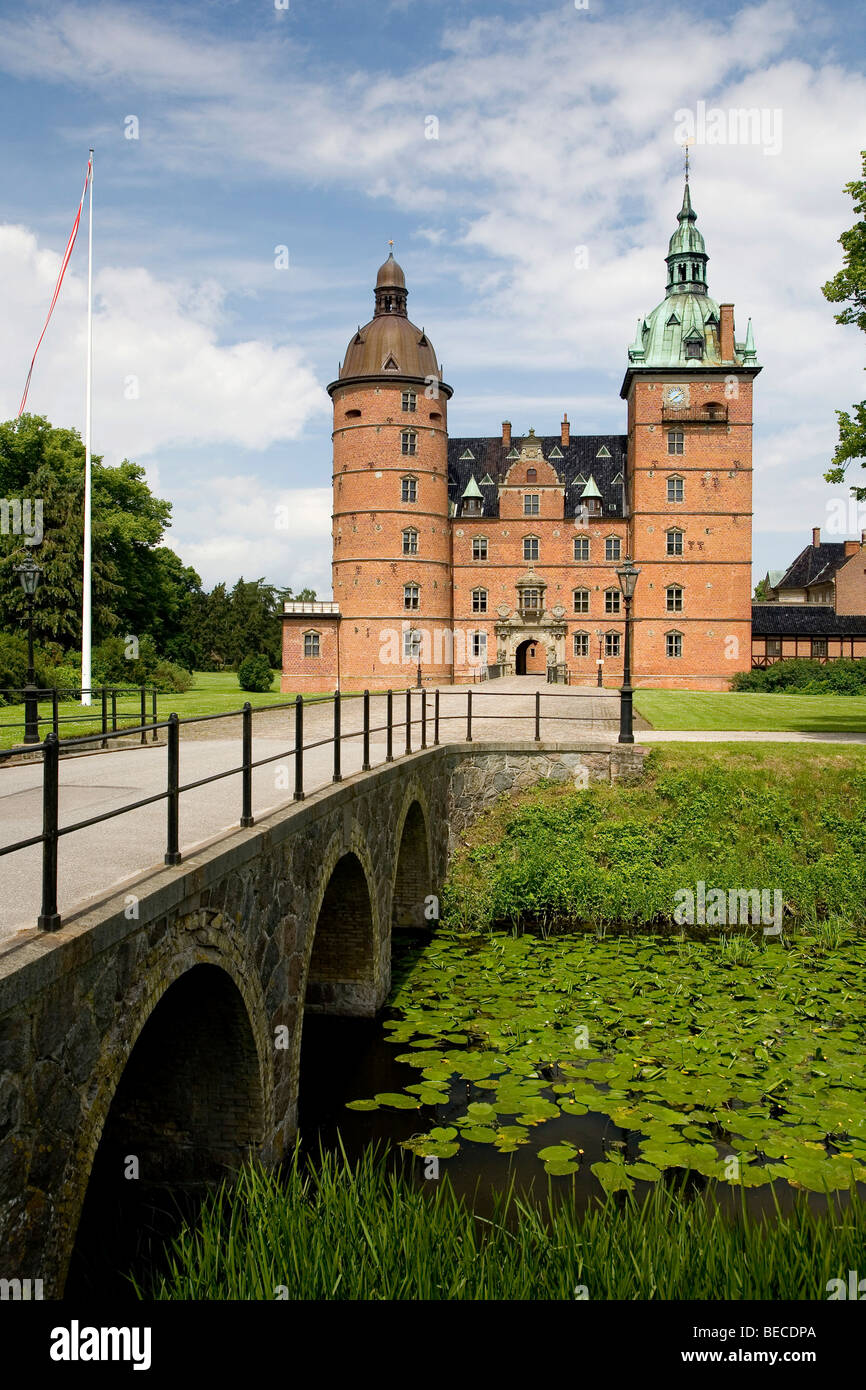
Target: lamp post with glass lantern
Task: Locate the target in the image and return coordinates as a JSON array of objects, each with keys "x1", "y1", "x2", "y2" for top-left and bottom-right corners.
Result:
[
  {"x1": 615, "y1": 556, "x2": 640, "y2": 744},
  {"x1": 15, "y1": 556, "x2": 43, "y2": 744},
  {"x1": 595, "y1": 628, "x2": 604, "y2": 688}
]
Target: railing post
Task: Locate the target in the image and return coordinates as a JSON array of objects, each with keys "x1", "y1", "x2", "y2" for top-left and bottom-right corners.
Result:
[
  {"x1": 140, "y1": 687, "x2": 147, "y2": 745},
  {"x1": 111, "y1": 688, "x2": 117, "y2": 734},
  {"x1": 535, "y1": 689, "x2": 541, "y2": 741},
  {"x1": 362, "y1": 689, "x2": 371, "y2": 771},
  {"x1": 240, "y1": 702, "x2": 254, "y2": 827},
  {"x1": 421, "y1": 690, "x2": 427, "y2": 749},
  {"x1": 100, "y1": 687, "x2": 108, "y2": 750},
  {"x1": 434, "y1": 689, "x2": 440, "y2": 746},
  {"x1": 52, "y1": 687, "x2": 59, "y2": 738},
  {"x1": 333, "y1": 690, "x2": 342, "y2": 782},
  {"x1": 165, "y1": 712, "x2": 181, "y2": 864},
  {"x1": 38, "y1": 733, "x2": 61, "y2": 930},
  {"x1": 294, "y1": 695, "x2": 305, "y2": 801},
  {"x1": 151, "y1": 687, "x2": 158, "y2": 742},
  {"x1": 386, "y1": 690, "x2": 393, "y2": 762},
  {"x1": 466, "y1": 688, "x2": 473, "y2": 742},
  {"x1": 405, "y1": 688, "x2": 412, "y2": 755}
]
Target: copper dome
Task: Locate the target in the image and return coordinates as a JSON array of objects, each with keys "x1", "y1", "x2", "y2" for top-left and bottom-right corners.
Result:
[
  {"x1": 375, "y1": 251, "x2": 406, "y2": 289},
  {"x1": 331, "y1": 251, "x2": 450, "y2": 392}
]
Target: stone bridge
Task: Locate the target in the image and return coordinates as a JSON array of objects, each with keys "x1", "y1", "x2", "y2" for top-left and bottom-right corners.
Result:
[{"x1": 0, "y1": 739, "x2": 644, "y2": 1296}]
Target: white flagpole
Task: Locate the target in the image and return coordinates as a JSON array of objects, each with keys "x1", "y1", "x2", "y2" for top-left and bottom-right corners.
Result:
[{"x1": 81, "y1": 149, "x2": 94, "y2": 707}]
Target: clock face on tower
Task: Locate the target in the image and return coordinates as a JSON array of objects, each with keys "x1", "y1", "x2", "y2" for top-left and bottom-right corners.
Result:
[{"x1": 664, "y1": 385, "x2": 689, "y2": 407}]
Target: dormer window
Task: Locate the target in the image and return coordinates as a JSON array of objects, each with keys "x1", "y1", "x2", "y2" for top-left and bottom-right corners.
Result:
[{"x1": 684, "y1": 336, "x2": 703, "y2": 360}]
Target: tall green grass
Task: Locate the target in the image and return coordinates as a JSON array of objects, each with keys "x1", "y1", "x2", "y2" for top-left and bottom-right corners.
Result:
[{"x1": 138, "y1": 1145, "x2": 866, "y2": 1301}]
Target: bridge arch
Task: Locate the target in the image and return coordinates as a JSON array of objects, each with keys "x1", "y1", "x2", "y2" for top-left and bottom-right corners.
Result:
[
  {"x1": 392, "y1": 787, "x2": 433, "y2": 929},
  {"x1": 303, "y1": 826, "x2": 381, "y2": 1018},
  {"x1": 63, "y1": 924, "x2": 271, "y2": 1295}
]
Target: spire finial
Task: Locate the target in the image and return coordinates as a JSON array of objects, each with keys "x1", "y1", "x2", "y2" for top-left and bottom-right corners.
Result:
[
  {"x1": 388, "y1": 239, "x2": 394, "y2": 254},
  {"x1": 682, "y1": 136, "x2": 692, "y2": 183}
]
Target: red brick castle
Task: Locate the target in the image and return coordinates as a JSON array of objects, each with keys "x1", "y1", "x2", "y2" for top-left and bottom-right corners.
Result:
[{"x1": 282, "y1": 179, "x2": 760, "y2": 693}]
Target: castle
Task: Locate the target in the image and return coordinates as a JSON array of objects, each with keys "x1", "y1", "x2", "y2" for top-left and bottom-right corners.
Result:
[{"x1": 281, "y1": 178, "x2": 761, "y2": 693}]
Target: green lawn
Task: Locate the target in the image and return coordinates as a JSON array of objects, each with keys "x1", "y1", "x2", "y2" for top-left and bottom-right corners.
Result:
[
  {"x1": 635, "y1": 689, "x2": 866, "y2": 734},
  {"x1": 0, "y1": 671, "x2": 338, "y2": 750}
]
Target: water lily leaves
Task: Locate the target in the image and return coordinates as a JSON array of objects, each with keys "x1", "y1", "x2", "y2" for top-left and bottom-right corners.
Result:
[
  {"x1": 465, "y1": 1102, "x2": 497, "y2": 1122},
  {"x1": 345, "y1": 1098, "x2": 379, "y2": 1111},
  {"x1": 625, "y1": 1162, "x2": 662, "y2": 1182},
  {"x1": 373, "y1": 1092, "x2": 421, "y2": 1110},
  {"x1": 543, "y1": 1159, "x2": 581, "y2": 1176},
  {"x1": 460, "y1": 1125, "x2": 498, "y2": 1144},
  {"x1": 591, "y1": 1161, "x2": 635, "y2": 1194},
  {"x1": 538, "y1": 1144, "x2": 579, "y2": 1162}
]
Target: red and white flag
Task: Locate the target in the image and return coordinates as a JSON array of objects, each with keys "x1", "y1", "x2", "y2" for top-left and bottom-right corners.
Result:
[{"x1": 17, "y1": 153, "x2": 93, "y2": 417}]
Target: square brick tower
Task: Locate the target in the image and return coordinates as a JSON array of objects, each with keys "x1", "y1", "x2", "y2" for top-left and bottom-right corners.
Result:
[{"x1": 621, "y1": 179, "x2": 761, "y2": 689}]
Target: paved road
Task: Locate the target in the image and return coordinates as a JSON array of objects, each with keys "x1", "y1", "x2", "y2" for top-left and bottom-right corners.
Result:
[{"x1": 0, "y1": 681, "x2": 620, "y2": 943}]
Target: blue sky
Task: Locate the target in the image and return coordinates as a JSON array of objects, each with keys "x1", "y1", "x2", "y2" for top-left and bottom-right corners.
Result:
[{"x1": 1, "y1": 0, "x2": 865, "y2": 593}]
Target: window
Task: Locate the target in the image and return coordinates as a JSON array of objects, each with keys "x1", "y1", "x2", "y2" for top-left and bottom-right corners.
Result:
[
  {"x1": 605, "y1": 536, "x2": 622, "y2": 562},
  {"x1": 403, "y1": 583, "x2": 420, "y2": 610},
  {"x1": 524, "y1": 493, "x2": 540, "y2": 515},
  {"x1": 521, "y1": 587, "x2": 542, "y2": 612},
  {"x1": 573, "y1": 631, "x2": 589, "y2": 658},
  {"x1": 684, "y1": 338, "x2": 703, "y2": 360},
  {"x1": 402, "y1": 528, "x2": 418, "y2": 555},
  {"x1": 605, "y1": 588, "x2": 621, "y2": 615},
  {"x1": 401, "y1": 475, "x2": 417, "y2": 502},
  {"x1": 401, "y1": 390, "x2": 416, "y2": 412},
  {"x1": 303, "y1": 631, "x2": 320, "y2": 658},
  {"x1": 573, "y1": 588, "x2": 590, "y2": 614},
  {"x1": 666, "y1": 631, "x2": 683, "y2": 658},
  {"x1": 401, "y1": 431, "x2": 417, "y2": 456},
  {"x1": 471, "y1": 630, "x2": 487, "y2": 660},
  {"x1": 767, "y1": 638, "x2": 782, "y2": 658},
  {"x1": 666, "y1": 584, "x2": 683, "y2": 613},
  {"x1": 668, "y1": 430, "x2": 684, "y2": 455},
  {"x1": 472, "y1": 536, "x2": 488, "y2": 560},
  {"x1": 523, "y1": 535, "x2": 539, "y2": 561},
  {"x1": 811, "y1": 638, "x2": 827, "y2": 658},
  {"x1": 574, "y1": 536, "x2": 589, "y2": 561},
  {"x1": 666, "y1": 528, "x2": 684, "y2": 556},
  {"x1": 605, "y1": 632, "x2": 621, "y2": 658},
  {"x1": 404, "y1": 629, "x2": 422, "y2": 659},
  {"x1": 667, "y1": 475, "x2": 684, "y2": 503},
  {"x1": 472, "y1": 587, "x2": 488, "y2": 614},
  {"x1": 526, "y1": 467, "x2": 537, "y2": 481}
]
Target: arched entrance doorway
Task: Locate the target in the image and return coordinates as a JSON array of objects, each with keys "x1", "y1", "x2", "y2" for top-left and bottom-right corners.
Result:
[
  {"x1": 66, "y1": 964, "x2": 264, "y2": 1298},
  {"x1": 515, "y1": 638, "x2": 546, "y2": 675}
]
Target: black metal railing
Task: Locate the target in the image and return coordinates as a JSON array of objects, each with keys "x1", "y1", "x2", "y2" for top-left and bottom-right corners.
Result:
[
  {"x1": 0, "y1": 684, "x2": 621, "y2": 933},
  {"x1": 0, "y1": 686, "x2": 159, "y2": 748}
]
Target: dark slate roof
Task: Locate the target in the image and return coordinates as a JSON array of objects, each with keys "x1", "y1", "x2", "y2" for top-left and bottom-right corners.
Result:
[
  {"x1": 776, "y1": 542, "x2": 851, "y2": 590},
  {"x1": 751, "y1": 604, "x2": 866, "y2": 636},
  {"x1": 447, "y1": 435, "x2": 628, "y2": 519}
]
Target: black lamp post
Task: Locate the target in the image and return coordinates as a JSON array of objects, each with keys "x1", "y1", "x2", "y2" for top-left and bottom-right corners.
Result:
[
  {"x1": 15, "y1": 556, "x2": 43, "y2": 744},
  {"x1": 615, "y1": 555, "x2": 640, "y2": 744},
  {"x1": 595, "y1": 628, "x2": 604, "y2": 688}
]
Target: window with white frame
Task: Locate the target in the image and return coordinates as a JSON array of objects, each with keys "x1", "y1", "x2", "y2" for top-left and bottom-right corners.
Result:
[
  {"x1": 472, "y1": 536, "x2": 488, "y2": 560},
  {"x1": 666, "y1": 528, "x2": 684, "y2": 556},
  {"x1": 573, "y1": 631, "x2": 589, "y2": 658},
  {"x1": 401, "y1": 475, "x2": 417, "y2": 502},
  {"x1": 605, "y1": 536, "x2": 622, "y2": 561},
  {"x1": 605, "y1": 588, "x2": 621, "y2": 615},
  {"x1": 605, "y1": 631, "x2": 621, "y2": 657},
  {"x1": 668, "y1": 430, "x2": 684, "y2": 455},
  {"x1": 472, "y1": 587, "x2": 488, "y2": 614},
  {"x1": 303, "y1": 631, "x2": 320, "y2": 658},
  {"x1": 402, "y1": 528, "x2": 418, "y2": 555},
  {"x1": 524, "y1": 493, "x2": 540, "y2": 515},
  {"x1": 404, "y1": 628, "x2": 422, "y2": 659},
  {"x1": 401, "y1": 430, "x2": 417, "y2": 456},
  {"x1": 573, "y1": 588, "x2": 590, "y2": 614},
  {"x1": 521, "y1": 587, "x2": 542, "y2": 612},
  {"x1": 403, "y1": 583, "x2": 420, "y2": 610},
  {"x1": 667, "y1": 475, "x2": 684, "y2": 503},
  {"x1": 523, "y1": 535, "x2": 539, "y2": 561},
  {"x1": 574, "y1": 536, "x2": 589, "y2": 561},
  {"x1": 666, "y1": 584, "x2": 683, "y2": 613},
  {"x1": 401, "y1": 390, "x2": 417, "y2": 412},
  {"x1": 471, "y1": 630, "x2": 487, "y2": 660},
  {"x1": 666, "y1": 630, "x2": 683, "y2": 658}
]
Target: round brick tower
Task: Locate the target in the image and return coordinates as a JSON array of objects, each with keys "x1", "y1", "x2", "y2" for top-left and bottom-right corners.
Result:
[{"x1": 328, "y1": 252, "x2": 454, "y2": 691}]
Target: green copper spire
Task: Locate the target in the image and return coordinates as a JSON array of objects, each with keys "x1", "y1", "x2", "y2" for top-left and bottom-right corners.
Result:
[
  {"x1": 580, "y1": 474, "x2": 602, "y2": 500},
  {"x1": 461, "y1": 474, "x2": 482, "y2": 499},
  {"x1": 665, "y1": 179, "x2": 708, "y2": 296}
]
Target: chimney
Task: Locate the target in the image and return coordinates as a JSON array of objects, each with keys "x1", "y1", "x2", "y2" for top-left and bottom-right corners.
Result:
[
  {"x1": 812, "y1": 527, "x2": 821, "y2": 548},
  {"x1": 502, "y1": 420, "x2": 511, "y2": 447},
  {"x1": 719, "y1": 304, "x2": 735, "y2": 363},
  {"x1": 844, "y1": 539, "x2": 859, "y2": 557},
  {"x1": 561, "y1": 414, "x2": 570, "y2": 447}
]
